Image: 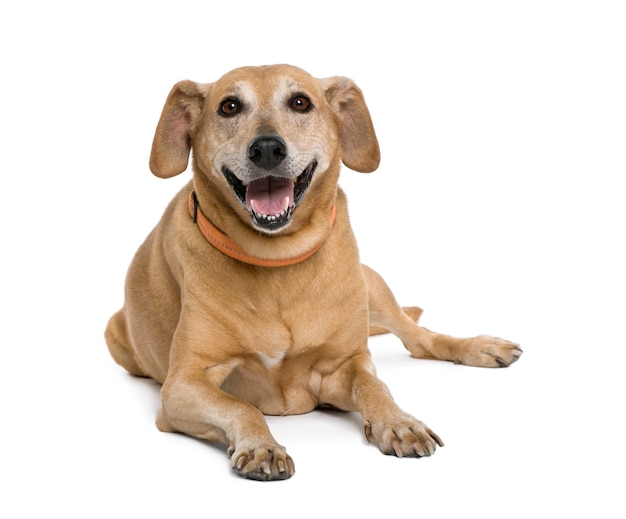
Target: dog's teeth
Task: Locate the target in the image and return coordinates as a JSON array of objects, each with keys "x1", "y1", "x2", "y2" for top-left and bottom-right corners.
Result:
[{"x1": 249, "y1": 197, "x2": 292, "y2": 223}]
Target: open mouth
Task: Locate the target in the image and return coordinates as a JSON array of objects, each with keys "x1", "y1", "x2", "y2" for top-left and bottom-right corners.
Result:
[{"x1": 222, "y1": 160, "x2": 317, "y2": 232}]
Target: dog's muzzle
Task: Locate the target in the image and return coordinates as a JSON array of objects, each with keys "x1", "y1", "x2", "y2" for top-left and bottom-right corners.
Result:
[{"x1": 222, "y1": 135, "x2": 317, "y2": 232}]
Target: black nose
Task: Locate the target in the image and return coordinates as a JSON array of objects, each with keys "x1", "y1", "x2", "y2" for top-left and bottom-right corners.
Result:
[{"x1": 248, "y1": 135, "x2": 287, "y2": 170}]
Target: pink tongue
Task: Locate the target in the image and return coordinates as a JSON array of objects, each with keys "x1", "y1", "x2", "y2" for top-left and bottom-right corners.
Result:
[{"x1": 245, "y1": 176, "x2": 294, "y2": 215}]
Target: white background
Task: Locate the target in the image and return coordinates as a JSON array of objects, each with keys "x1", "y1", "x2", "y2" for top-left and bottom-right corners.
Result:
[{"x1": 1, "y1": 1, "x2": 624, "y2": 517}]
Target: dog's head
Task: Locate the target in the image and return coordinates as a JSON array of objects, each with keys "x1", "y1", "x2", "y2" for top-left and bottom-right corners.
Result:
[{"x1": 149, "y1": 64, "x2": 379, "y2": 235}]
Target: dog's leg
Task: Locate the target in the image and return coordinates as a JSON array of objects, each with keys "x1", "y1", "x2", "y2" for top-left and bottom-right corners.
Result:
[
  {"x1": 105, "y1": 308, "x2": 148, "y2": 377},
  {"x1": 320, "y1": 352, "x2": 444, "y2": 457},
  {"x1": 363, "y1": 265, "x2": 522, "y2": 367},
  {"x1": 157, "y1": 361, "x2": 295, "y2": 481}
]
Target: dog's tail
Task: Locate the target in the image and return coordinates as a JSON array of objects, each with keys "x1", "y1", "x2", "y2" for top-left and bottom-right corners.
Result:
[{"x1": 368, "y1": 306, "x2": 423, "y2": 336}]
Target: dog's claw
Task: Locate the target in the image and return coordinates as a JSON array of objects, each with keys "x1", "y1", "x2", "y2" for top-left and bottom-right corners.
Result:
[
  {"x1": 260, "y1": 461, "x2": 271, "y2": 475},
  {"x1": 495, "y1": 357, "x2": 507, "y2": 367},
  {"x1": 392, "y1": 440, "x2": 403, "y2": 458},
  {"x1": 412, "y1": 442, "x2": 425, "y2": 457},
  {"x1": 236, "y1": 455, "x2": 247, "y2": 470},
  {"x1": 364, "y1": 421, "x2": 373, "y2": 443}
]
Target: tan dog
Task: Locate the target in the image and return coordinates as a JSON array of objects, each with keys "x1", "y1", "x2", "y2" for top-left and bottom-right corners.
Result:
[{"x1": 105, "y1": 64, "x2": 521, "y2": 481}]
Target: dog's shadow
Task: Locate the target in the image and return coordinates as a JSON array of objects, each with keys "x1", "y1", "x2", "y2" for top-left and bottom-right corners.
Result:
[
  {"x1": 125, "y1": 373, "x2": 230, "y2": 455},
  {"x1": 124, "y1": 372, "x2": 367, "y2": 458}
]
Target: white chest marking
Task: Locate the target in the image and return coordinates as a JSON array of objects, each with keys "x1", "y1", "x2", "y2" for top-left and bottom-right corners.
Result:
[{"x1": 256, "y1": 351, "x2": 286, "y2": 369}]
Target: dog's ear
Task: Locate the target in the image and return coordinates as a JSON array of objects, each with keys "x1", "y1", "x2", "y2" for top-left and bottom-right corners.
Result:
[
  {"x1": 149, "y1": 80, "x2": 210, "y2": 178},
  {"x1": 320, "y1": 77, "x2": 380, "y2": 173}
]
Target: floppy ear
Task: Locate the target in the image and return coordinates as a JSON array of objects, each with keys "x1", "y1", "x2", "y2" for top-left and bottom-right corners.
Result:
[
  {"x1": 320, "y1": 76, "x2": 380, "y2": 173},
  {"x1": 149, "y1": 80, "x2": 209, "y2": 178}
]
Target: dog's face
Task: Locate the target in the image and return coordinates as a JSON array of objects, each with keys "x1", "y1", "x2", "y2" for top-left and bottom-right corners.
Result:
[
  {"x1": 199, "y1": 66, "x2": 339, "y2": 234},
  {"x1": 149, "y1": 64, "x2": 380, "y2": 234}
]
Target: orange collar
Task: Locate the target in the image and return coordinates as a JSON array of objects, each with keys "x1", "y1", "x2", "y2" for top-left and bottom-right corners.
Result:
[{"x1": 188, "y1": 191, "x2": 335, "y2": 267}]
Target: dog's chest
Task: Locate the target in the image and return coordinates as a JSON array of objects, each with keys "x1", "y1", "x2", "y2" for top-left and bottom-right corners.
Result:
[
  {"x1": 233, "y1": 294, "x2": 337, "y2": 359},
  {"x1": 222, "y1": 264, "x2": 362, "y2": 349},
  {"x1": 216, "y1": 274, "x2": 368, "y2": 415}
]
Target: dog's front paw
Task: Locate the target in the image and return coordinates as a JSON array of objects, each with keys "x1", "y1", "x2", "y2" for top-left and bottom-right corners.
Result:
[
  {"x1": 228, "y1": 441, "x2": 295, "y2": 481},
  {"x1": 457, "y1": 335, "x2": 523, "y2": 368},
  {"x1": 364, "y1": 414, "x2": 444, "y2": 458}
]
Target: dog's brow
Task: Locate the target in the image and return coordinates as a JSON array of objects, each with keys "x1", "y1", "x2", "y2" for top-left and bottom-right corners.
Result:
[
  {"x1": 273, "y1": 77, "x2": 302, "y2": 105},
  {"x1": 232, "y1": 80, "x2": 257, "y2": 105},
  {"x1": 282, "y1": 78, "x2": 300, "y2": 90}
]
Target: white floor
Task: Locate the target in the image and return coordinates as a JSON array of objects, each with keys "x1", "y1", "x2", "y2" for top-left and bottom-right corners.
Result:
[{"x1": 2, "y1": 2, "x2": 624, "y2": 517}]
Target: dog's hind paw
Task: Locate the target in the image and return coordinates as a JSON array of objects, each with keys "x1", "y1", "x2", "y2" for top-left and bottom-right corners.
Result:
[{"x1": 456, "y1": 335, "x2": 523, "y2": 368}]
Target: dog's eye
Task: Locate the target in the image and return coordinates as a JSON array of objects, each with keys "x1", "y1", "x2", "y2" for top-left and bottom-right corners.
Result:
[
  {"x1": 220, "y1": 99, "x2": 240, "y2": 117},
  {"x1": 290, "y1": 95, "x2": 311, "y2": 112}
]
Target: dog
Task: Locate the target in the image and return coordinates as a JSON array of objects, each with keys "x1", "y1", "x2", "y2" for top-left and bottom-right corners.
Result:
[{"x1": 105, "y1": 64, "x2": 522, "y2": 481}]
